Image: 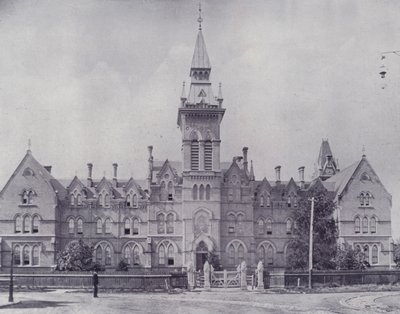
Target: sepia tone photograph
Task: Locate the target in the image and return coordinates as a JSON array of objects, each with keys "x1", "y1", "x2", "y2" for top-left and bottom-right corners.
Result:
[{"x1": 0, "y1": 0, "x2": 399, "y2": 313}]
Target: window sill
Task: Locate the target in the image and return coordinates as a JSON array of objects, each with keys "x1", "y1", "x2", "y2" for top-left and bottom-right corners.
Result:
[{"x1": 18, "y1": 204, "x2": 37, "y2": 208}]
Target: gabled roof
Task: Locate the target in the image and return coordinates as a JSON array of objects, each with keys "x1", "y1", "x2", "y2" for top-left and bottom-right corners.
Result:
[
  {"x1": 68, "y1": 176, "x2": 85, "y2": 191},
  {"x1": 191, "y1": 30, "x2": 211, "y2": 70},
  {"x1": 95, "y1": 177, "x2": 113, "y2": 193},
  {"x1": 285, "y1": 177, "x2": 298, "y2": 193},
  {"x1": 0, "y1": 151, "x2": 67, "y2": 200},
  {"x1": 156, "y1": 159, "x2": 178, "y2": 179},
  {"x1": 256, "y1": 177, "x2": 272, "y2": 193},
  {"x1": 124, "y1": 177, "x2": 145, "y2": 197}
]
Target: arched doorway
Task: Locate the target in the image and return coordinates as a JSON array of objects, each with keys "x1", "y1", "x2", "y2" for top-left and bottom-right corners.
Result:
[{"x1": 196, "y1": 241, "x2": 208, "y2": 271}]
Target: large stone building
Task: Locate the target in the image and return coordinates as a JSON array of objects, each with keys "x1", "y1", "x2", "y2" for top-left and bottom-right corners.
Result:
[{"x1": 0, "y1": 18, "x2": 394, "y2": 272}]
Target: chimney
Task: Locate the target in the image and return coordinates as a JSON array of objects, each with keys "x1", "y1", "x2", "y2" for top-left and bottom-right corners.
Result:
[
  {"x1": 112, "y1": 163, "x2": 118, "y2": 187},
  {"x1": 242, "y1": 147, "x2": 248, "y2": 174},
  {"x1": 147, "y1": 146, "x2": 154, "y2": 192},
  {"x1": 275, "y1": 165, "x2": 281, "y2": 183},
  {"x1": 44, "y1": 166, "x2": 52, "y2": 174},
  {"x1": 87, "y1": 163, "x2": 93, "y2": 187},
  {"x1": 298, "y1": 166, "x2": 305, "y2": 189}
]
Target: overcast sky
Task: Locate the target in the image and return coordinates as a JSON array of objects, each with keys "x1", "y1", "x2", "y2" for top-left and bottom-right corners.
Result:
[{"x1": 0, "y1": 0, "x2": 399, "y2": 237}]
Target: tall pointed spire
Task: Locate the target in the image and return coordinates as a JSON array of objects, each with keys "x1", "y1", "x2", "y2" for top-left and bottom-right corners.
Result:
[{"x1": 191, "y1": 4, "x2": 211, "y2": 74}]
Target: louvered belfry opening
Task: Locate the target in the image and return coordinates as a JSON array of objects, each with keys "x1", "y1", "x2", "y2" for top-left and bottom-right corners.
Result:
[
  {"x1": 204, "y1": 140, "x2": 212, "y2": 170},
  {"x1": 191, "y1": 140, "x2": 199, "y2": 170}
]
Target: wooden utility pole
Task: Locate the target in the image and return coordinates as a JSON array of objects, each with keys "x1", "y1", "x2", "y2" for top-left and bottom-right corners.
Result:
[
  {"x1": 308, "y1": 197, "x2": 315, "y2": 289},
  {"x1": 9, "y1": 250, "x2": 14, "y2": 302}
]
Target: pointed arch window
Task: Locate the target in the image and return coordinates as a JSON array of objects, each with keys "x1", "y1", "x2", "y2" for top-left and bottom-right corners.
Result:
[
  {"x1": 354, "y1": 217, "x2": 360, "y2": 233},
  {"x1": 370, "y1": 217, "x2": 377, "y2": 233},
  {"x1": 15, "y1": 215, "x2": 22, "y2": 233},
  {"x1": 228, "y1": 244, "x2": 235, "y2": 265},
  {"x1": 77, "y1": 218, "x2": 83, "y2": 234},
  {"x1": 126, "y1": 194, "x2": 132, "y2": 207},
  {"x1": 133, "y1": 245, "x2": 140, "y2": 265},
  {"x1": 287, "y1": 195, "x2": 292, "y2": 208},
  {"x1": 237, "y1": 244, "x2": 245, "y2": 264},
  {"x1": 258, "y1": 246, "x2": 265, "y2": 263},
  {"x1": 192, "y1": 184, "x2": 198, "y2": 200},
  {"x1": 266, "y1": 245, "x2": 274, "y2": 265},
  {"x1": 23, "y1": 245, "x2": 30, "y2": 265},
  {"x1": 22, "y1": 191, "x2": 29, "y2": 204},
  {"x1": 77, "y1": 194, "x2": 82, "y2": 205},
  {"x1": 365, "y1": 193, "x2": 371, "y2": 206},
  {"x1": 104, "y1": 194, "x2": 110, "y2": 207},
  {"x1": 32, "y1": 216, "x2": 39, "y2": 233},
  {"x1": 266, "y1": 196, "x2": 271, "y2": 207},
  {"x1": 204, "y1": 140, "x2": 213, "y2": 171},
  {"x1": 32, "y1": 245, "x2": 40, "y2": 266},
  {"x1": 167, "y1": 245, "x2": 175, "y2": 266},
  {"x1": 14, "y1": 246, "x2": 21, "y2": 265},
  {"x1": 133, "y1": 194, "x2": 138, "y2": 207},
  {"x1": 286, "y1": 219, "x2": 293, "y2": 234},
  {"x1": 105, "y1": 218, "x2": 112, "y2": 234},
  {"x1": 158, "y1": 244, "x2": 165, "y2": 265},
  {"x1": 199, "y1": 184, "x2": 205, "y2": 200},
  {"x1": 124, "y1": 246, "x2": 131, "y2": 265},
  {"x1": 132, "y1": 218, "x2": 139, "y2": 235},
  {"x1": 166, "y1": 213, "x2": 174, "y2": 234},
  {"x1": 167, "y1": 181, "x2": 174, "y2": 201},
  {"x1": 157, "y1": 214, "x2": 165, "y2": 234},
  {"x1": 260, "y1": 196, "x2": 264, "y2": 207},
  {"x1": 359, "y1": 193, "x2": 365, "y2": 206},
  {"x1": 23, "y1": 216, "x2": 31, "y2": 233},
  {"x1": 96, "y1": 246, "x2": 103, "y2": 264},
  {"x1": 364, "y1": 245, "x2": 370, "y2": 264},
  {"x1": 96, "y1": 218, "x2": 103, "y2": 234},
  {"x1": 160, "y1": 181, "x2": 167, "y2": 201},
  {"x1": 266, "y1": 218, "x2": 272, "y2": 234},
  {"x1": 205, "y1": 184, "x2": 211, "y2": 200},
  {"x1": 258, "y1": 219, "x2": 264, "y2": 235},
  {"x1": 372, "y1": 245, "x2": 378, "y2": 264},
  {"x1": 105, "y1": 246, "x2": 112, "y2": 265},
  {"x1": 237, "y1": 213, "x2": 244, "y2": 234},
  {"x1": 68, "y1": 218, "x2": 75, "y2": 234},
  {"x1": 70, "y1": 194, "x2": 75, "y2": 206},
  {"x1": 191, "y1": 140, "x2": 199, "y2": 170},
  {"x1": 228, "y1": 214, "x2": 235, "y2": 233},
  {"x1": 362, "y1": 217, "x2": 368, "y2": 233},
  {"x1": 124, "y1": 219, "x2": 131, "y2": 235}
]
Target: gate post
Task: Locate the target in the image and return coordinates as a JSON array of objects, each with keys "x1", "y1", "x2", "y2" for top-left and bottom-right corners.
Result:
[
  {"x1": 240, "y1": 261, "x2": 247, "y2": 291},
  {"x1": 223, "y1": 269, "x2": 227, "y2": 288}
]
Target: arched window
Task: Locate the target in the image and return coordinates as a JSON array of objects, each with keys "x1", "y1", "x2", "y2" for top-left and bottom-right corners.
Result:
[
  {"x1": 126, "y1": 194, "x2": 132, "y2": 207},
  {"x1": 205, "y1": 184, "x2": 211, "y2": 200},
  {"x1": 286, "y1": 219, "x2": 293, "y2": 234},
  {"x1": 237, "y1": 213, "x2": 244, "y2": 234},
  {"x1": 166, "y1": 213, "x2": 174, "y2": 234},
  {"x1": 99, "y1": 193, "x2": 104, "y2": 207},
  {"x1": 192, "y1": 185, "x2": 198, "y2": 200},
  {"x1": 96, "y1": 246, "x2": 103, "y2": 264},
  {"x1": 22, "y1": 191, "x2": 29, "y2": 204},
  {"x1": 32, "y1": 216, "x2": 39, "y2": 233},
  {"x1": 228, "y1": 214, "x2": 235, "y2": 233},
  {"x1": 287, "y1": 195, "x2": 292, "y2": 207},
  {"x1": 258, "y1": 219, "x2": 264, "y2": 235},
  {"x1": 133, "y1": 245, "x2": 140, "y2": 265},
  {"x1": 354, "y1": 217, "x2": 361, "y2": 233},
  {"x1": 364, "y1": 245, "x2": 370, "y2": 264},
  {"x1": 362, "y1": 217, "x2": 368, "y2": 233},
  {"x1": 132, "y1": 218, "x2": 139, "y2": 235},
  {"x1": 266, "y1": 218, "x2": 272, "y2": 234},
  {"x1": 105, "y1": 246, "x2": 112, "y2": 265},
  {"x1": 258, "y1": 246, "x2": 265, "y2": 262},
  {"x1": 32, "y1": 245, "x2": 39, "y2": 266},
  {"x1": 23, "y1": 216, "x2": 31, "y2": 233},
  {"x1": 133, "y1": 194, "x2": 138, "y2": 207},
  {"x1": 199, "y1": 184, "x2": 204, "y2": 200},
  {"x1": 105, "y1": 218, "x2": 112, "y2": 234},
  {"x1": 159, "y1": 244, "x2": 165, "y2": 265},
  {"x1": 370, "y1": 217, "x2": 377, "y2": 233},
  {"x1": 124, "y1": 219, "x2": 131, "y2": 235},
  {"x1": 104, "y1": 194, "x2": 110, "y2": 207},
  {"x1": 14, "y1": 246, "x2": 21, "y2": 265},
  {"x1": 191, "y1": 140, "x2": 199, "y2": 170},
  {"x1": 160, "y1": 181, "x2": 167, "y2": 201},
  {"x1": 228, "y1": 244, "x2": 235, "y2": 265},
  {"x1": 167, "y1": 182, "x2": 173, "y2": 201},
  {"x1": 96, "y1": 218, "x2": 103, "y2": 234},
  {"x1": 360, "y1": 193, "x2": 365, "y2": 206},
  {"x1": 15, "y1": 215, "x2": 22, "y2": 233},
  {"x1": 124, "y1": 246, "x2": 131, "y2": 265},
  {"x1": 77, "y1": 194, "x2": 82, "y2": 205},
  {"x1": 167, "y1": 245, "x2": 175, "y2": 266},
  {"x1": 372, "y1": 245, "x2": 378, "y2": 264},
  {"x1": 23, "y1": 245, "x2": 30, "y2": 265},
  {"x1": 157, "y1": 214, "x2": 165, "y2": 234},
  {"x1": 77, "y1": 218, "x2": 83, "y2": 234},
  {"x1": 294, "y1": 196, "x2": 298, "y2": 207},
  {"x1": 260, "y1": 196, "x2": 264, "y2": 207},
  {"x1": 365, "y1": 193, "x2": 371, "y2": 206},
  {"x1": 204, "y1": 140, "x2": 213, "y2": 171},
  {"x1": 266, "y1": 196, "x2": 271, "y2": 207},
  {"x1": 68, "y1": 218, "x2": 75, "y2": 234},
  {"x1": 266, "y1": 245, "x2": 274, "y2": 265},
  {"x1": 70, "y1": 194, "x2": 75, "y2": 206},
  {"x1": 237, "y1": 244, "x2": 244, "y2": 264}
]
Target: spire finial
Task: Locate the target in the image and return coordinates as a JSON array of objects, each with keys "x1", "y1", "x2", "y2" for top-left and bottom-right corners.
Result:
[
  {"x1": 27, "y1": 138, "x2": 32, "y2": 153},
  {"x1": 197, "y1": 3, "x2": 203, "y2": 30}
]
